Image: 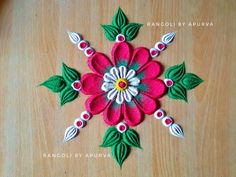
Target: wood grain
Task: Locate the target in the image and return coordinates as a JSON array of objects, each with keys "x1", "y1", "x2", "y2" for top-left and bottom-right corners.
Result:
[{"x1": 0, "y1": 0, "x2": 236, "y2": 177}]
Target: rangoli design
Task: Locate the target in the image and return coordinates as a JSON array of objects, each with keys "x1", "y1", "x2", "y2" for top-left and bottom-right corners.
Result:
[{"x1": 41, "y1": 8, "x2": 203, "y2": 168}]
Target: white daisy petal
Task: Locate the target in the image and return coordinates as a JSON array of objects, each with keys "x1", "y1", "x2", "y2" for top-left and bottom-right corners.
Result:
[
  {"x1": 124, "y1": 90, "x2": 132, "y2": 102},
  {"x1": 107, "y1": 88, "x2": 118, "y2": 100},
  {"x1": 129, "y1": 77, "x2": 140, "y2": 86},
  {"x1": 101, "y1": 82, "x2": 114, "y2": 92},
  {"x1": 128, "y1": 86, "x2": 138, "y2": 97},
  {"x1": 119, "y1": 66, "x2": 127, "y2": 78},
  {"x1": 103, "y1": 73, "x2": 116, "y2": 82},
  {"x1": 125, "y1": 69, "x2": 136, "y2": 80},
  {"x1": 116, "y1": 91, "x2": 124, "y2": 104},
  {"x1": 110, "y1": 67, "x2": 120, "y2": 80}
]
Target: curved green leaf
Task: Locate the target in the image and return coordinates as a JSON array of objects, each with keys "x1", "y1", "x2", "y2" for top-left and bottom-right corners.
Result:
[
  {"x1": 62, "y1": 63, "x2": 80, "y2": 84},
  {"x1": 100, "y1": 127, "x2": 121, "y2": 147},
  {"x1": 123, "y1": 129, "x2": 142, "y2": 149},
  {"x1": 121, "y1": 23, "x2": 143, "y2": 41},
  {"x1": 40, "y1": 75, "x2": 66, "y2": 93},
  {"x1": 60, "y1": 86, "x2": 78, "y2": 106},
  {"x1": 101, "y1": 25, "x2": 119, "y2": 41},
  {"x1": 168, "y1": 83, "x2": 187, "y2": 102},
  {"x1": 180, "y1": 73, "x2": 203, "y2": 90},
  {"x1": 111, "y1": 141, "x2": 130, "y2": 168},
  {"x1": 165, "y1": 62, "x2": 185, "y2": 82},
  {"x1": 112, "y1": 7, "x2": 128, "y2": 29}
]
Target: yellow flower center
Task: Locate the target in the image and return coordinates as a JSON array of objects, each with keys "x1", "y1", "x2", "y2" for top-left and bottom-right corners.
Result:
[{"x1": 115, "y1": 78, "x2": 128, "y2": 91}]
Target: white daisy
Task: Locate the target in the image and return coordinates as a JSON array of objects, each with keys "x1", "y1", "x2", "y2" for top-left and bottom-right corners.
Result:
[{"x1": 101, "y1": 66, "x2": 140, "y2": 104}]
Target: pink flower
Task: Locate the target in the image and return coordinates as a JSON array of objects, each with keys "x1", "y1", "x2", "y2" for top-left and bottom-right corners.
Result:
[{"x1": 80, "y1": 42, "x2": 166, "y2": 126}]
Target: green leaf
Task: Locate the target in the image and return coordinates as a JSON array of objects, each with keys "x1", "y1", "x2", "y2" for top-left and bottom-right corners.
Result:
[
  {"x1": 111, "y1": 141, "x2": 130, "y2": 168},
  {"x1": 168, "y1": 83, "x2": 187, "y2": 102},
  {"x1": 40, "y1": 75, "x2": 66, "y2": 93},
  {"x1": 112, "y1": 7, "x2": 128, "y2": 29},
  {"x1": 101, "y1": 25, "x2": 119, "y2": 41},
  {"x1": 121, "y1": 23, "x2": 143, "y2": 41},
  {"x1": 180, "y1": 73, "x2": 203, "y2": 90},
  {"x1": 123, "y1": 129, "x2": 142, "y2": 149},
  {"x1": 165, "y1": 62, "x2": 185, "y2": 82},
  {"x1": 60, "y1": 86, "x2": 78, "y2": 106},
  {"x1": 100, "y1": 127, "x2": 121, "y2": 147},
  {"x1": 62, "y1": 63, "x2": 80, "y2": 84}
]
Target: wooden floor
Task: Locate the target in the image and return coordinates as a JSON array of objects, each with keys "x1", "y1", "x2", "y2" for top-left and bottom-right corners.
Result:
[{"x1": 0, "y1": 0, "x2": 236, "y2": 177}]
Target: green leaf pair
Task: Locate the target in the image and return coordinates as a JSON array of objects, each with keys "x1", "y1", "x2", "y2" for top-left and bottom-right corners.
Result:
[
  {"x1": 101, "y1": 7, "x2": 143, "y2": 41},
  {"x1": 40, "y1": 63, "x2": 80, "y2": 106},
  {"x1": 165, "y1": 62, "x2": 203, "y2": 102},
  {"x1": 100, "y1": 127, "x2": 141, "y2": 168}
]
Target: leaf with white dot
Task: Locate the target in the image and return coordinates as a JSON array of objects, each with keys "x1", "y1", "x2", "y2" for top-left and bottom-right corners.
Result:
[
  {"x1": 60, "y1": 86, "x2": 78, "y2": 106},
  {"x1": 112, "y1": 7, "x2": 128, "y2": 29},
  {"x1": 180, "y1": 73, "x2": 203, "y2": 90},
  {"x1": 100, "y1": 127, "x2": 122, "y2": 147},
  {"x1": 165, "y1": 62, "x2": 185, "y2": 82},
  {"x1": 40, "y1": 75, "x2": 66, "y2": 93},
  {"x1": 121, "y1": 23, "x2": 143, "y2": 41},
  {"x1": 111, "y1": 141, "x2": 130, "y2": 168},
  {"x1": 122, "y1": 129, "x2": 141, "y2": 149},
  {"x1": 62, "y1": 63, "x2": 80, "y2": 84},
  {"x1": 101, "y1": 25, "x2": 119, "y2": 41}
]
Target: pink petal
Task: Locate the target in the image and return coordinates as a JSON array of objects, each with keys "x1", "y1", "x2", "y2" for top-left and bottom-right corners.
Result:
[
  {"x1": 140, "y1": 79, "x2": 166, "y2": 98},
  {"x1": 137, "y1": 61, "x2": 161, "y2": 80},
  {"x1": 123, "y1": 101, "x2": 143, "y2": 126},
  {"x1": 80, "y1": 73, "x2": 103, "y2": 95},
  {"x1": 103, "y1": 102, "x2": 122, "y2": 126},
  {"x1": 86, "y1": 93, "x2": 110, "y2": 114},
  {"x1": 88, "y1": 52, "x2": 113, "y2": 76},
  {"x1": 111, "y1": 42, "x2": 131, "y2": 66},
  {"x1": 134, "y1": 93, "x2": 158, "y2": 114},
  {"x1": 129, "y1": 47, "x2": 150, "y2": 71}
]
